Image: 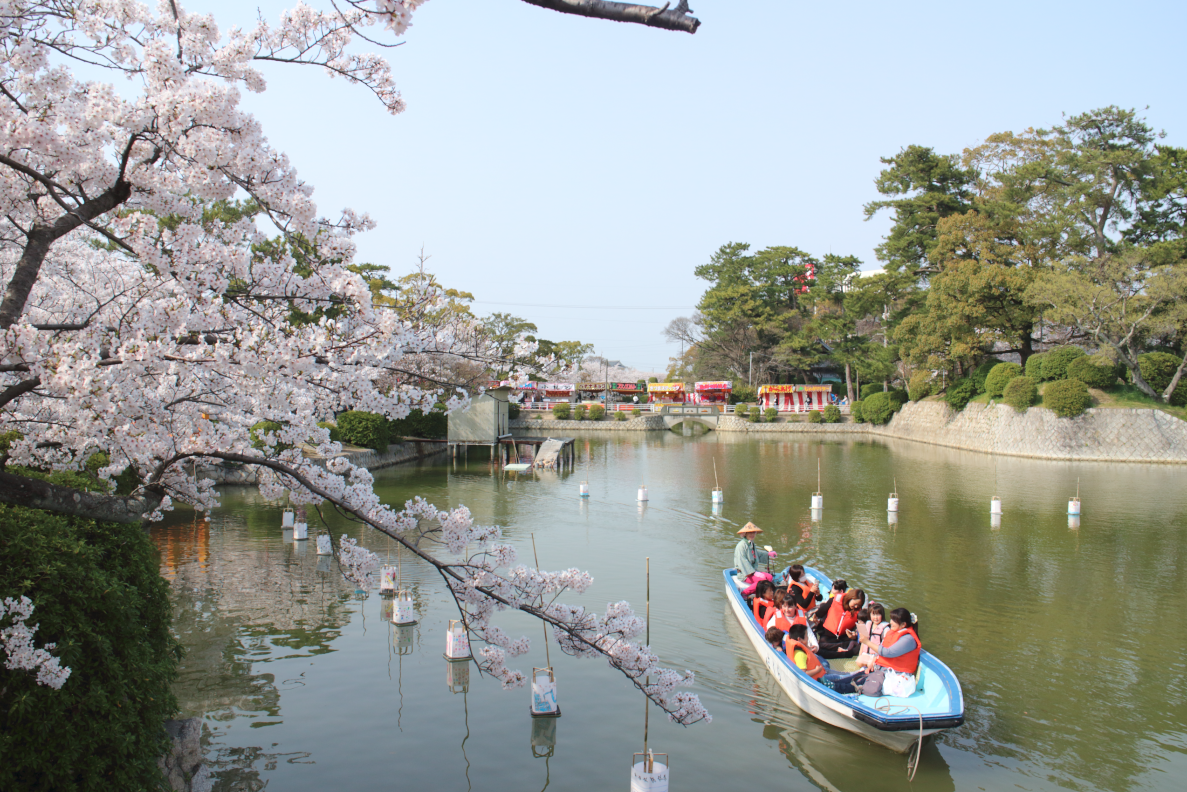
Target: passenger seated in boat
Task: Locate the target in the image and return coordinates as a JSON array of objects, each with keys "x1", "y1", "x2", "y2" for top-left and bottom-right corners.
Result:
[
  {"x1": 784, "y1": 624, "x2": 862, "y2": 694},
  {"x1": 765, "y1": 595, "x2": 794, "y2": 632},
  {"x1": 752, "y1": 580, "x2": 776, "y2": 625},
  {"x1": 817, "y1": 589, "x2": 866, "y2": 659},
  {"x1": 785, "y1": 564, "x2": 820, "y2": 621},
  {"x1": 735, "y1": 523, "x2": 775, "y2": 597},
  {"x1": 859, "y1": 608, "x2": 921, "y2": 698},
  {"x1": 810, "y1": 579, "x2": 848, "y2": 628},
  {"x1": 855, "y1": 602, "x2": 889, "y2": 670},
  {"x1": 765, "y1": 626, "x2": 787, "y2": 652}
]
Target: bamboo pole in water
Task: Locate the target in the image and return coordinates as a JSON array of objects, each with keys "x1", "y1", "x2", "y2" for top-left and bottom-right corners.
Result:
[
  {"x1": 642, "y1": 556, "x2": 651, "y2": 771},
  {"x1": 531, "y1": 534, "x2": 551, "y2": 669}
]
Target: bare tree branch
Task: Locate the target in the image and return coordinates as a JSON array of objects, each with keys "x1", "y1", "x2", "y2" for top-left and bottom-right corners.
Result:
[{"x1": 520, "y1": 0, "x2": 700, "y2": 33}]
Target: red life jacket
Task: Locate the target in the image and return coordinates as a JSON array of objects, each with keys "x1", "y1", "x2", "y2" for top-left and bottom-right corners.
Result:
[
  {"x1": 822, "y1": 592, "x2": 848, "y2": 635},
  {"x1": 785, "y1": 638, "x2": 826, "y2": 680},
  {"x1": 768, "y1": 610, "x2": 793, "y2": 633},
  {"x1": 753, "y1": 597, "x2": 774, "y2": 624},
  {"x1": 789, "y1": 580, "x2": 817, "y2": 622},
  {"x1": 875, "y1": 626, "x2": 922, "y2": 675}
]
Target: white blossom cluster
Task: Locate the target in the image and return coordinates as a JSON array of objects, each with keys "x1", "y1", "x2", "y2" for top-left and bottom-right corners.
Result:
[
  {"x1": 0, "y1": 596, "x2": 71, "y2": 690},
  {"x1": 335, "y1": 535, "x2": 381, "y2": 588}
]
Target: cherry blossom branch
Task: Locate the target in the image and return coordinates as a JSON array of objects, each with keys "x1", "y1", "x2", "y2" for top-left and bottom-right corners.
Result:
[{"x1": 520, "y1": 0, "x2": 700, "y2": 33}]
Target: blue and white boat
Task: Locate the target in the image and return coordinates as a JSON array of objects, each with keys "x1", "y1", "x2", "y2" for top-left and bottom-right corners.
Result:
[{"x1": 725, "y1": 567, "x2": 964, "y2": 753}]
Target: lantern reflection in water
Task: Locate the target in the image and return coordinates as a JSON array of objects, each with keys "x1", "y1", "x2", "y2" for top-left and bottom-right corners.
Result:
[
  {"x1": 446, "y1": 660, "x2": 470, "y2": 693},
  {"x1": 393, "y1": 623, "x2": 415, "y2": 655}
]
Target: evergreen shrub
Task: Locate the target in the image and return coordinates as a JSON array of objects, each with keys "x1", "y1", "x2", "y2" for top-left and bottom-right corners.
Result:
[
  {"x1": 0, "y1": 473, "x2": 182, "y2": 791},
  {"x1": 822, "y1": 405, "x2": 842, "y2": 423},
  {"x1": 552, "y1": 403, "x2": 571, "y2": 420},
  {"x1": 1043, "y1": 378, "x2": 1091, "y2": 417},
  {"x1": 250, "y1": 420, "x2": 291, "y2": 452},
  {"x1": 336, "y1": 411, "x2": 390, "y2": 450},
  {"x1": 984, "y1": 362, "x2": 1022, "y2": 398},
  {"x1": 908, "y1": 371, "x2": 931, "y2": 402},
  {"x1": 387, "y1": 408, "x2": 447, "y2": 439},
  {"x1": 573, "y1": 405, "x2": 587, "y2": 421},
  {"x1": 631, "y1": 407, "x2": 641, "y2": 418},
  {"x1": 860, "y1": 383, "x2": 883, "y2": 400},
  {"x1": 1041, "y1": 346, "x2": 1087, "y2": 381},
  {"x1": 850, "y1": 400, "x2": 865, "y2": 423},
  {"x1": 1003, "y1": 375, "x2": 1037, "y2": 412},
  {"x1": 614, "y1": 410, "x2": 627, "y2": 422},
  {"x1": 588, "y1": 404, "x2": 605, "y2": 421},
  {"x1": 1138, "y1": 352, "x2": 1187, "y2": 405},
  {"x1": 807, "y1": 410, "x2": 823, "y2": 423},
  {"x1": 971, "y1": 357, "x2": 1002, "y2": 393},
  {"x1": 508, "y1": 404, "x2": 521, "y2": 419},
  {"x1": 945, "y1": 379, "x2": 976, "y2": 411},
  {"x1": 730, "y1": 384, "x2": 757, "y2": 404},
  {"x1": 863, "y1": 392, "x2": 895, "y2": 424},
  {"x1": 764, "y1": 407, "x2": 778, "y2": 422},
  {"x1": 1025, "y1": 352, "x2": 1047, "y2": 380},
  {"x1": 889, "y1": 389, "x2": 909, "y2": 411},
  {"x1": 316, "y1": 420, "x2": 341, "y2": 443},
  {"x1": 747, "y1": 406, "x2": 761, "y2": 422},
  {"x1": 734, "y1": 405, "x2": 749, "y2": 419},
  {"x1": 1066, "y1": 356, "x2": 1119, "y2": 390}
]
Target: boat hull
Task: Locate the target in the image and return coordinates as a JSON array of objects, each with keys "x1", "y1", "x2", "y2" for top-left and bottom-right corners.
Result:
[{"x1": 725, "y1": 570, "x2": 961, "y2": 753}]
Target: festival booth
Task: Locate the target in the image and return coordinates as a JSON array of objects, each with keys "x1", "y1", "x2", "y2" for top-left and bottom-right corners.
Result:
[
  {"x1": 577, "y1": 382, "x2": 606, "y2": 403},
  {"x1": 541, "y1": 382, "x2": 576, "y2": 404},
  {"x1": 647, "y1": 382, "x2": 687, "y2": 404},
  {"x1": 607, "y1": 382, "x2": 643, "y2": 409},
  {"x1": 693, "y1": 381, "x2": 732, "y2": 406},
  {"x1": 758, "y1": 384, "x2": 834, "y2": 412}
]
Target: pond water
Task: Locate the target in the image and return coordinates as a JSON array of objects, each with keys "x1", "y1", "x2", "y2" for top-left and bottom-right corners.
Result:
[{"x1": 154, "y1": 431, "x2": 1187, "y2": 792}]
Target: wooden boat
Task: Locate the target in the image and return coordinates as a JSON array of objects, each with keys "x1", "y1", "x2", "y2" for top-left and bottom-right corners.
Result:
[{"x1": 724, "y1": 568, "x2": 964, "y2": 753}]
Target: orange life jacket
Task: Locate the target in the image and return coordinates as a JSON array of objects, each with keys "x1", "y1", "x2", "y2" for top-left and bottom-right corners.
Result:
[
  {"x1": 768, "y1": 610, "x2": 793, "y2": 633},
  {"x1": 822, "y1": 592, "x2": 848, "y2": 635},
  {"x1": 875, "y1": 626, "x2": 922, "y2": 675},
  {"x1": 789, "y1": 580, "x2": 817, "y2": 621},
  {"x1": 785, "y1": 638, "x2": 826, "y2": 680},
  {"x1": 753, "y1": 597, "x2": 774, "y2": 624}
]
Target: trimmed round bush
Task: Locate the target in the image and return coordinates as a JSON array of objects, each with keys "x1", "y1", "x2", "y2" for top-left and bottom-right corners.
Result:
[
  {"x1": 614, "y1": 410, "x2": 627, "y2": 421},
  {"x1": 1024, "y1": 352, "x2": 1047, "y2": 380},
  {"x1": 888, "y1": 389, "x2": 908, "y2": 411},
  {"x1": 335, "y1": 411, "x2": 390, "y2": 450},
  {"x1": 747, "y1": 406, "x2": 761, "y2": 422},
  {"x1": 1041, "y1": 346, "x2": 1087, "y2": 381},
  {"x1": 863, "y1": 392, "x2": 895, "y2": 425},
  {"x1": 822, "y1": 404, "x2": 842, "y2": 423},
  {"x1": 552, "y1": 402, "x2": 571, "y2": 420},
  {"x1": 908, "y1": 371, "x2": 931, "y2": 402},
  {"x1": 764, "y1": 407, "x2": 778, "y2": 421},
  {"x1": 1137, "y1": 352, "x2": 1187, "y2": 404},
  {"x1": 1066, "y1": 356, "x2": 1119, "y2": 389},
  {"x1": 850, "y1": 400, "x2": 865, "y2": 423},
  {"x1": 807, "y1": 409, "x2": 823, "y2": 423},
  {"x1": 1043, "y1": 378, "x2": 1091, "y2": 417},
  {"x1": 1002, "y1": 375, "x2": 1037, "y2": 412},
  {"x1": 316, "y1": 420, "x2": 342, "y2": 443},
  {"x1": 945, "y1": 379, "x2": 976, "y2": 411},
  {"x1": 588, "y1": 404, "x2": 605, "y2": 421},
  {"x1": 860, "y1": 383, "x2": 884, "y2": 400},
  {"x1": 734, "y1": 404, "x2": 750, "y2": 419},
  {"x1": 631, "y1": 407, "x2": 641, "y2": 418},
  {"x1": 573, "y1": 405, "x2": 587, "y2": 421},
  {"x1": 984, "y1": 362, "x2": 1022, "y2": 398},
  {"x1": 971, "y1": 357, "x2": 1002, "y2": 393}
]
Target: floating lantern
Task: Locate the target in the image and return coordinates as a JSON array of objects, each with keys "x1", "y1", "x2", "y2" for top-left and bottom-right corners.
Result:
[
  {"x1": 445, "y1": 619, "x2": 471, "y2": 661},
  {"x1": 446, "y1": 659, "x2": 470, "y2": 693},
  {"x1": 530, "y1": 667, "x2": 561, "y2": 717},
  {"x1": 888, "y1": 495, "x2": 899, "y2": 513},
  {"x1": 711, "y1": 487, "x2": 723, "y2": 504},
  {"x1": 811, "y1": 493, "x2": 823, "y2": 510},
  {"x1": 631, "y1": 752, "x2": 669, "y2": 792},
  {"x1": 990, "y1": 496, "x2": 1002, "y2": 515},
  {"x1": 293, "y1": 521, "x2": 308, "y2": 540},
  {"x1": 392, "y1": 589, "x2": 417, "y2": 625},
  {"x1": 316, "y1": 534, "x2": 332, "y2": 555},
  {"x1": 531, "y1": 717, "x2": 558, "y2": 758},
  {"x1": 281, "y1": 508, "x2": 295, "y2": 529},
  {"x1": 1068, "y1": 515, "x2": 1080, "y2": 530},
  {"x1": 379, "y1": 565, "x2": 398, "y2": 596},
  {"x1": 394, "y1": 623, "x2": 415, "y2": 655},
  {"x1": 637, "y1": 485, "x2": 649, "y2": 502},
  {"x1": 1068, "y1": 498, "x2": 1081, "y2": 516},
  {"x1": 579, "y1": 481, "x2": 590, "y2": 498}
]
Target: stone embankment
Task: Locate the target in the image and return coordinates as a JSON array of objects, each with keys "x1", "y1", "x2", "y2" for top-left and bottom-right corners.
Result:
[
  {"x1": 516, "y1": 403, "x2": 1187, "y2": 464},
  {"x1": 159, "y1": 718, "x2": 211, "y2": 792},
  {"x1": 199, "y1": 440, "x2": 448, "y2": 484}
]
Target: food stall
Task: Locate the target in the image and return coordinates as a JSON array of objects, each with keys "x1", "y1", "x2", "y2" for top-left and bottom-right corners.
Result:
[
  {"x1": 758, "y1": 384, "x2": 834, "y2": 412},
  {"x1": 647, "y1": 382, "x2": 687, "y2": 404},
  {"x1": 577, "y1": 382, "x2": 606, "y2": 403},
  {"x1": 607, "y1": 382, "x2": 643, "y2": 408},
  {"x1": 693, "y1": 381, "x2": 732, "y2": 405},
  {"x1": 541, "y1": 382, "x2": 576, "y2": 404}
]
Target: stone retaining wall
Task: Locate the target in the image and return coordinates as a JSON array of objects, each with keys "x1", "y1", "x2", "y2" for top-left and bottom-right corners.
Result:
[
  {"x1": 716, "y1": 415, "x2": 865, "y2": 433},
  {"x1": 510, "y1": 416, "x2": 666, "y2": 431}
]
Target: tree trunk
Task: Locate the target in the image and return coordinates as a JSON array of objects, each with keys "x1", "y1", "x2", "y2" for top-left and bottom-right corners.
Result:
[
  {"x1": 0, "y1": 469, "x2": 164, "y2": 524},
  {"x1": 845, "y1": 362, "x2": 854, "y2": 403},
  {"x1": 1162, "y1": 354, "x2": 1187, "y2": 404}
]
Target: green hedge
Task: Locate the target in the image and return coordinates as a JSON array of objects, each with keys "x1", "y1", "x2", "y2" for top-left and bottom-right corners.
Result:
[
  {"x1": 807, "y1": 409, "x2": 823, "y2": 423},
  {"x1": 387, "y1": 408, "x2": 447, "y2": 440},
  {"x1": 588, "y1": 404, "x2": 605, "y2": 421},
  {"x1": 971, "y1": 357, "x2": 1002, "y2": 393},
  {"x1": 614, "y1": 410, "x2": 627, "y2": 421},
  {"x1": 1066, "y1": 356, "x2": 1119, "y2": 390},
  {"x1": 250, "y1": 420, "x2": 292, "y2": 452},
  {"x1": 631, "y1": 407, "x2": 641, "y2": 418},
  {"x1": 1138, "y1": 352, "x2": 1187, "y2": 405},
  {"x1": 764, "y1": 407, "x2": 778, "y2": 421},
  {"x1": 316, "y1": 420, "x2": 342, "y2": 443},
  {"x1": 863, "y1": 392, "x2": 895, "y2": 424},
  {"x1": 1003, "y1": 376, "x2": 1037, "y2": 412},
  {"x1": 945, "y1": 379, "x2": 976, "y2": 411},
  {"x1": 336, "y1": 410, "x2": 391, "y2": 450},
  {"x1": 850, "y1": 400, "x2": 865, "y2": 423},
  {"x1": 822, "y1": 405, "x2": 842, "y2": 423},
  {"x1": 573, "y1": 405, "x2": 587, "y2": 421},
  {"x1": 1043, "y1": 378, "x2": 1091, "y2": 417},
  {"x1": 908, "y1": 371, "x2": 931, "y2": 402},
  {"x1": 0, "y1": 472, "x2": 182, "y2": 791},
  {"x1": 888, "y1": 389, "x2": 908, "y2": 411},
  {"x1": 984, "y1": 362, "x2": 1022, "y2": 398},
  {"x1": 552, "y1": 403, "x2": 571, "y2": 420},
  {"x1": 1041, "y1": 346, "x2": 1086, "y2": 381},
  {"x1": 1024, "y1": 352, "x2": 1046, "y2": 380},
  {"x1": 859, "y1": 383, "x2": 884, "y2": 400}
]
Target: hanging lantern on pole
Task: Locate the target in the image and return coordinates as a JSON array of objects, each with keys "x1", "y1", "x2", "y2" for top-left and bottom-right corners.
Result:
[
  {"x1": 379, "y1": 565, "x2": 398, "y2": 596},
  {"x1": 445, "y1": 619, "x2": 471, "y2": 660},
  {"x1": 281, "y1": 508, "x2": 295, "y2": 530},
  {"x1": 392, "y1": 588, "x2": 417, "y2": 625},
  {"x1": 631, "y1": 752, "x2": 670, "y2": 792},
  {"x1": 316, "y1": 534, "x2": 332, "y2": 555},
  {"x1": 530, "y1": 667, "x2": 561, "y2": 717}
]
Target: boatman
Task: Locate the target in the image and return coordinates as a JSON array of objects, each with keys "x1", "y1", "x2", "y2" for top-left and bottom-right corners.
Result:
[{"x1": 735, "y1": 522, "x2": 775, "y2": 597}]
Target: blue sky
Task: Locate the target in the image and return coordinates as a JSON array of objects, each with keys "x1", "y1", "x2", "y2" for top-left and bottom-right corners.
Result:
[{"x1": 195, "y1": 0, "x2": 1187, "y2": 372}]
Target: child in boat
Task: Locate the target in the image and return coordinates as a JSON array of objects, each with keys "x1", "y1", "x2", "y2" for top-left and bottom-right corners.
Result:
[
  {"x1": 811, "y1": 579, "x2": 848, "y2": 628},
  {"x1": 752, "y1": 580, "x2": 776, "y2": 625},
  {"x1": 785, "y1": 564, "x2": 820, "y2": 620},
  {"x1": 784, "y1": 624, "x2": 862, "y2": 693},
  {"x1": 859, "y1": 608, "x2": 922, "y2": 698},
  {"x1": 765, "y1": 626, "x2": 787, "y2": 652},
  {"x1": 856, "y1": 602, "x2": 889, "y2": 670}
]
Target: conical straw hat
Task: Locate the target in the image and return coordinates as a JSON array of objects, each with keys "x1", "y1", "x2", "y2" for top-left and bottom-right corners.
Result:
[{"x1": 737, "y1": 522, "x2": 762, "y2": 535}]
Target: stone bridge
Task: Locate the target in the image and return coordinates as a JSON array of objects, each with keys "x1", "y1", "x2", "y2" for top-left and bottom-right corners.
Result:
[{"x1": 659, "y1": 405, "x2": 721, "y2": 430}]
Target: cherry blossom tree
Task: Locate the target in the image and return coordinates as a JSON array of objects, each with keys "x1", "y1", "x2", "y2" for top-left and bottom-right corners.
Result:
[{"x1": 0, "y1": 0, "x2": 708, "y2": 722}]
